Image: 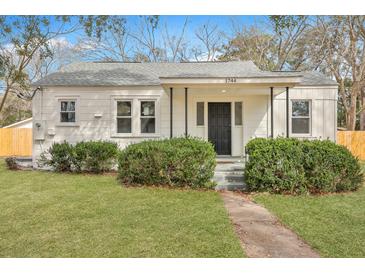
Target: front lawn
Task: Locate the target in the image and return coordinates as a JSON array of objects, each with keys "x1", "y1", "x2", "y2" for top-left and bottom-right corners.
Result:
[
  {"x1": 254, "y1": 185, "x2": 365, "y2": 257},
  {"x1": 0, "y1": 160, "x2": 243, "y2": 257}
]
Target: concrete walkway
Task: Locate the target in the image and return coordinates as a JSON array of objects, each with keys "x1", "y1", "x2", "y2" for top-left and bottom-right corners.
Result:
[{"x1": 220, "y1": 191, "x2": 320, "y2": 258}]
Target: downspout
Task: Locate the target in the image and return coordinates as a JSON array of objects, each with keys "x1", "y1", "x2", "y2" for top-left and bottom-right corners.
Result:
[
  {"x1": 185, "y1": 87, "x2": 188, "y2": 137},
  {"x1": 286, "y1": 87, "x2": 289, "y2": 138},
  {"x1": 270, "y1": 87, "x2": 274, "y2": 138},
  {"x1": 39, "y1": 87, "x2": 44, "y2": 153},
  {"x1": 170, "y1": 87, "x2": 173, "y2": 139}
]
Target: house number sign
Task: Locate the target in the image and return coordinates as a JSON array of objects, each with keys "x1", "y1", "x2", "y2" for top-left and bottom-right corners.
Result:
[{"x1": 225, "y1": 77, "x2": 237, "y2": 83}]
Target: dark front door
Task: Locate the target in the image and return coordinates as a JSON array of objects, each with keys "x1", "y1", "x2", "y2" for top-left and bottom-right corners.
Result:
[{"x1": 208, "y1": 103, "x2": 231, "y2": 155}]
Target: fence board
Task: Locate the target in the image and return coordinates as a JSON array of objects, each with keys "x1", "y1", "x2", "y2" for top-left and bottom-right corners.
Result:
[
  {"x1": 337, "y1": 131, "x2": 365, "y2": 160},
  {"x1": 0, "y1": 128, "x2": 32, "y2": 157}
]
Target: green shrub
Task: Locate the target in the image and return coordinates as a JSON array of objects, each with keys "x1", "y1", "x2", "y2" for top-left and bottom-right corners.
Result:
[
  {"x1": 38, "y1": 140, "x2": 118, "y2": 173},
  {"x1": 38, "y1": 141, "x2": 75, "y2": 172},
  {"x1": 245, "y1": 137, "x2": 363, "y2": 194},
  {"x1": 5, "y1": 157, "x2": 19, "y2": 170},
  {"x1": 118, "y1": 137, "x2": 216, "y2": 189},
  {"x1": 301, "y1": 140, "x2": 363, "y2": 193},
  {"x1": 74, "y1": 141, "x2": 119, "y2": 173}
]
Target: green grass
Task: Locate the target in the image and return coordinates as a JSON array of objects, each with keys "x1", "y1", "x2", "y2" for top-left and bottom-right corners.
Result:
[
  {"x1": 0, "y1": 161, "x2": 243, "y2": 257},
  {"x1": 254, "y1": 185, "x2": 365, "y2": 257}
]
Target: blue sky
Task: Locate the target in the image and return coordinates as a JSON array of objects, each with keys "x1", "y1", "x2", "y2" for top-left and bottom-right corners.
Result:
[
  {"x1": 46, "y1": 15, "x2": 265, "y2": 43},
  {"x1": 2, "y1": 15, "x2": 266, "y2": 47}
]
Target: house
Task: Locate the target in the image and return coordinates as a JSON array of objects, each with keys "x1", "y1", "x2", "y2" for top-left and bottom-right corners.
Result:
[
  {"x1": 3, "y1": 118, "x2": 33, "y2": 128},
  {"x1": 31, "y1": 61, "x2": 338, "y2": 168}
]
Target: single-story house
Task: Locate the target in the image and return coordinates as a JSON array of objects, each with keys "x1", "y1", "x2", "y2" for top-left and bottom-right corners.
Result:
[
  {"x1": 31, "y1": 61, "x2": 338, "y2": 166},
  {"x1": 3, "y1": 117, "x2": 33, "y2": 128}
]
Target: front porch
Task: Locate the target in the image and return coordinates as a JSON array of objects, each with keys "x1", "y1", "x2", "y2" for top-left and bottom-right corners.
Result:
[{"x1": 166, "y1": 85, "x2": 294, "y2": 157}]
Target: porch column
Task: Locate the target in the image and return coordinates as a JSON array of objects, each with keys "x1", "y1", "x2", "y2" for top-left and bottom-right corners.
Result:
[
  {"x1": 185, "y1": 87, "x2": 188, "y2": 137},
  {"x1": 286, "y1": 86, "x2": 289, "y2": 138},
  {"x1": 270, "y1": 87, "x2": 274, "y2": 138},
  {"x1": 170, "y1": 87, "x2": 173, "y2": 139}
]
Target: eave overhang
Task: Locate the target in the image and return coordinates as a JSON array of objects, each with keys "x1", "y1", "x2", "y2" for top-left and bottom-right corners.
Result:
[{"x1": 159, "y1": 76, "x2": 302, "y2": 87}]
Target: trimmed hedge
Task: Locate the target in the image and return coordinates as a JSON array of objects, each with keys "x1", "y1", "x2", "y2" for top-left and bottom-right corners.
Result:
[
  {"x1": 74, "y1": 141, "x2": 119, "y2": 173},
  {"x1": 38, "y1": 140, "x2": 118, "y2": 173},
  {"x1": 245, "y1": 137, "x2": 363, "y2": 194},
  {"x1": 118, "y1": 137, "x2": 216, "y2": 189}
]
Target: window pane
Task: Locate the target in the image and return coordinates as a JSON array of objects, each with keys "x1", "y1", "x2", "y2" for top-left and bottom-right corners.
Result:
[
  {"x1": 292, "y1": 101, "x2": 309, "y2": 117},
  {"x1": 60, "y1": 112, "x2": 75, "y2": 122},
  {"x1": 61, "y1": 101, "x2": 67, "y2": 111},
  {"x1": 117, "y1": 101, "x2": 131, "y2": 116},
  {"x1": 292, "y1": 118, "x2": 310, "y2": 134},
  {"x1": 141, "y1": 118, "x2": 155, "y2": 133},
  {"x1": 141, "y1": 101, "x2": 155, "y2": 116},
  {"x1": 61, "y1": 101, "x2": 75, "y2": 111},
  {"x1": 235, "y1": 102, "x2": 243, "y2": 125},
  {"x1": 197, "y1": 102, "x2": 204, "y2": 126},
  {"x1": 117, "y1": 118, "x2": 131, "y2": 133}
]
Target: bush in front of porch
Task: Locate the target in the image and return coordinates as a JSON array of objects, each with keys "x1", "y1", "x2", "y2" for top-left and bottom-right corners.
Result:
[
  {"x1": 118, "y1": 137, "x2": 216, "y2": 189},
  {"x1": 245, "y1": 137, "x2": 363, "y2": 194}
]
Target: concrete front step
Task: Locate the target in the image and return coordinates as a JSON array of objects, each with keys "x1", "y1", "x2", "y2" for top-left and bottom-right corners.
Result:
[
  {"x1": 215, "y1": 182, "x2": 246, "y2": 191},
  {"x1": 214, "y1": 160, "x2": 246, "y2": 190},
  {"x1": 215, "y1": 164, "x2": 244, "y2": 172},
  {"x1": 214, "y1": 172, "x2": 244, "y2": 183}
]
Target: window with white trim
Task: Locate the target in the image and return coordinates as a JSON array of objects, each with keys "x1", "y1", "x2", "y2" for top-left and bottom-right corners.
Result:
[
  {"x1": 140, "y1": 101, "x2": 155, "y2": 133},
  {"x1": 117, "y1": 101, "x2": 132, "y2": 133},
  {"x1": 291, "y1": 100, "x2": 311, "y2": 134},
  {"x1": 60, "y1": 100, "x2": 76, "y2": 123}
]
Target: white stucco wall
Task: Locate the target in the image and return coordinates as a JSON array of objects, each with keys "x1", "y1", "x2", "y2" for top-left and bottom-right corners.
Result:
[{"x1": 32, "y1": 84, "x2": 337, "y2": 164}]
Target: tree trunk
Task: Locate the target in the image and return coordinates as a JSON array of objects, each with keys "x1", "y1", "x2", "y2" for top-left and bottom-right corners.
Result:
[
  {"x1": 360, "y1": 89, "x2": 365, "y2": 130},
  {"x1": 0, "y1": 88, "x2": 10, "y2": 114},
  {"x1": 347, "y1": 97, "x2": 357, "y2": 130}
]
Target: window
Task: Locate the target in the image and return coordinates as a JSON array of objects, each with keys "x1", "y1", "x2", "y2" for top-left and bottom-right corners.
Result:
[
  {"x1": 60, "y1": 101, "x2": 76, "y2": 122},
  {"x1": 197, "y1": 102, "x2": 204, "y2": 126},
  {"x1": 117, "y1": 101, "x2": 132, "y2": 133},
  {"x1": 140, "y1": 101, "x2": 155, "y2": 133},
  {"x1": 235, "y1": 102, "x2": 243, "y2": 126},
  {"x1": 292, "y1": 100, "x2": 311, "y2": 134}
]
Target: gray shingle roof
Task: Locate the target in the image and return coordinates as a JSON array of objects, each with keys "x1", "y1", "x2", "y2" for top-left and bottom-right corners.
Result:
[{"x1": 33, "y1": 61, "x2": 337, "y2": 87}]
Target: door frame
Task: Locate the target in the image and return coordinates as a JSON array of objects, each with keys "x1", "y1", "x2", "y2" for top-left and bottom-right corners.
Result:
[
  {"x1": 193, "y1": 95, "x2": 245, "y2": 157},
  {"x1": 207, "y1": 102, "x2": 232, "y2": 156}
]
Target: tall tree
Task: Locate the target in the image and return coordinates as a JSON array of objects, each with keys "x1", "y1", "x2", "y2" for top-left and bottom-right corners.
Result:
[
  {"x1": 220, "y1": 16, "x2": 309, "y2": 70},
  {"x1": 128, "y1": 16, "x2": 163, "y2": 62},
  {"x1": 0, "y1": 16, "x2": 79, "y2": 113},
  {"x1": 77, "y1": 16, "x2": 129, "y2": 61},
  {"x1": 308, "y1": 16, "x2": 365, "y2": 130},
  {"x1": 219, "y1": 25, "x2": 277, "y2": 70},
  {"x1": 162, "y1": 17, "x2": 189, "y2": 62},
  {"x1": 192, "y1": 22, "x2": 223, "y2": 61},
  {"x1": 79, "y1": 16, "x2": 191, "y2": 62}
]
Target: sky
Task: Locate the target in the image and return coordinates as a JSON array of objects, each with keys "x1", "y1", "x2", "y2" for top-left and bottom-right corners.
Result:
[{"x1": 4, "y1": 15, "x2": 265, "y2": 44}]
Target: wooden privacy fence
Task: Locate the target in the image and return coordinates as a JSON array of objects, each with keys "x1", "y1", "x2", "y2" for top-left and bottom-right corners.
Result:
[
  {"x1": 337, "y1": 131, "x2": 365, "y2": 160},
  {"x1": 0, "y1": 128, "x2": 32, "y2": 157}
]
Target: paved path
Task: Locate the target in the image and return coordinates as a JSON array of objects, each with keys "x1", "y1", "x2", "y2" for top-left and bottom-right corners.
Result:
[{"x1": 220, "y1": 191, "x2": 320, "y2": 258}]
